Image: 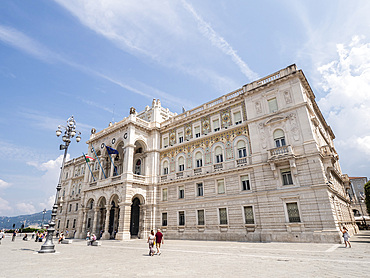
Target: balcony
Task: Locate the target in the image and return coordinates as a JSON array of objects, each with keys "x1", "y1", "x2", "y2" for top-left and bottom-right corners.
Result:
[
  {"x1": 214, "y1": 163, "x2": 223, "y2": 171},
  {"x1": 161, "y1": 175, "x2": 167, "y2": 182},
  {"x1": 268, "y1": 145, "x2": 294, "y2": 162},
  {"x1": 176, "y1": 172, "x2": 184, "y2": 179},
  {"x1": 236, "y1": 157, "x2": 248, "y2": 166},
  {"x1": 194, "y1": 168, "x2": 202, "y2": 175}
]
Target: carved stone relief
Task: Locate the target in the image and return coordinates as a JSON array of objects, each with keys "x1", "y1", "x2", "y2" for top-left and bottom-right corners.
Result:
[
  {"x1": 289, "y1": 113, "x2": 300, "y2": 141},
  {"x1": 258, "y1": 123, "x2": 267, "y2": 149},
  {"x1": 255, "y1": 101, "x2": 262, "y2": 114},
  {"x1": 284, "y1": 91, "x2": 292, "y2": 104}
]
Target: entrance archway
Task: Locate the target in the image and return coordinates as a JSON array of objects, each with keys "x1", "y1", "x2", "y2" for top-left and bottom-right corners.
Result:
[{"x1": 130, "y1": 198, "x2": 140, "y2": 237}]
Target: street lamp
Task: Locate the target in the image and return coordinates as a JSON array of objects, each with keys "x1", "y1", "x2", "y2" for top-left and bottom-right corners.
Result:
[
  {"x1": 39, "y1": 116, "x2": 81, "y2": 253},
  {"x1": 41, "y1": 208, "x2": 46, "y2": 229}
]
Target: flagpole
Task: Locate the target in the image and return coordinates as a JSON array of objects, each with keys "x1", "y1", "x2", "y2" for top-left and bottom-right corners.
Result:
[
  {"x1": 82, "y1": 153, "x2": 95, "y2": 182},
  {"x1": 92, "y1": 146, "x2": 106, "y2": 179}
]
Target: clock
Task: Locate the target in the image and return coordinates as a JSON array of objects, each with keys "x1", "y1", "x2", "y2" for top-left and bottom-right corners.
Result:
[
  {"x1": 124, "y1": 133, "x2": 128, "y2": 139},
  {"x1": 112, "y1": 138, "x2": 116, "y2": 144},
  {"x1": 101, "y1": 143, "x2": 105, "y2": 149}
]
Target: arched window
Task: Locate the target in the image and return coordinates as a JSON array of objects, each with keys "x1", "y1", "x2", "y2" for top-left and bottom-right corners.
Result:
[
  {"x1": 237, "y1": 140, "x2": 247, "y2": 158},
  {"x1": 163, "y1": 160, "x2": 169, "y2": 175},
  {"x1": 215, "y1": 146, "x2": 223, "y2": 163},
  {"x1": 195, "y1": 152, "x2": 203, "y2": 168},
  {"x1": 273, "y1": 129, "x2": 286, "y2": 147},
  {"x1": 135, "y1": 159, "x2": 141, "y2": 175},
  {"x1": 178, "y1": 157, "x2": 185, "y2": 171}
]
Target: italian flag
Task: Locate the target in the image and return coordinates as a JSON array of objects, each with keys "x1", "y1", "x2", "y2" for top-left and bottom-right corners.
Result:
[{"x1": 85, "y1": 155, "x2": 95, "y2": 162}]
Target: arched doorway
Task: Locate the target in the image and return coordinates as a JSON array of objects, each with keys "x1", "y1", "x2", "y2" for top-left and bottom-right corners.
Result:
[
  {"x1": 130, "y1": 198, "x2": 140, "y2": 237},
  {"x1": 108, "y1": 200, "x2": 120, "y2": 239}
]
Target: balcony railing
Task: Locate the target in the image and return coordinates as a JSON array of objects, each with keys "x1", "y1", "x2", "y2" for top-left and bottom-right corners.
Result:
[
  {"x1": 194, "y1": 168, "x2": 202, "y2": 175},
  {"x1": 214, "y1": 163, "x2": 223, "y2": 171},
  {"x1": 161, "y1": 175, "x2": 167, "y2": 182},
  {"x1": 236, "y1": 157, "x2": 248, "y2": 166},
  {"x1": 176, "y1": 172, "x2": 184, "y2": 178}
]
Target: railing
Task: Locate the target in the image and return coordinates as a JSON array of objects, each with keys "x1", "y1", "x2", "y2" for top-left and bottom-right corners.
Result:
[
  {"x1": 214, "y1": 163, "x2": 223, "y2": 171},
  {"x1": 111, "y1": 175, "x2": 121, "y2": 182},
  {"x1": 133, "y1": 174, "x2": 146, "y2": 182},
  {"x1": 161, "y1": 175, "x2": 167, "y2": 182},
  {"x1": 270, "y1": 145, "x2": 290, "y2": 156},
  {"x1": 256, "y1": 73, "x2": 281, "y2": 86},
  {"x1": 236, "y1": 158, "x2": 248, "y2": 166},
  {"x1": 90, "y1": 181, "x2": 97, "y2": 187},
  {"x1": 176, "y1": 172, "x2": 184, "y2": 178},
  {"x1": 194, "y1": 168, "x2": 202, "y2": 174}
]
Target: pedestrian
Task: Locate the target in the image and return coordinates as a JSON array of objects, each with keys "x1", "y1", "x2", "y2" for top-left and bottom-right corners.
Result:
[
  {"x1": 12, "y1": 230, "x2": 17, "y2": 241},
  {"x1": 89, "y1": 234, "x2": 97, "y2": 246},
  {"x1": 22, "y1": 234, "x2": 28, "y2": 241},
  {"x1": 155, "y1": 229, "x2": 164, "y2": 255},
  {"x1": 100, "y1": 230, "x2": 104, "y2": 239},
  {"x1": 35, "y1": 231, "x2": 39, "y2": 242},
  {"x1": 0, "y1": 229, "x2": 4, "y2": 244},
  {"x1": 86, "y1": 231, "x2": 91, "y2": 241},
  {"x1": 58, "y1": 232, "x2": 64, "y2": 244},
  {"x1": 340, "y1": 226, "x2": 351, "y2": 248},
  {"x1": 32, "y1": 231, "x2": 35, "y2": 239},
  {"x1": 147, "y1": 230, "x2": 155, "y2": 256}
]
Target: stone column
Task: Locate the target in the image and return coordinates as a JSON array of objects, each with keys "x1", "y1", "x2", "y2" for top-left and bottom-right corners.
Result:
[
  {"x1": 78, "y1": 208, "x2": 88, "y2": 239},
  {"x1": 91, "y1": 208, "x2": 99, "y2": 235},
  {"x1": 102, "y1": 205, "x2": 112, "y2": 239},
  {"x1": 116, "y1": 202, "x2": 131, "y2": 240},
  {"x1": 110, "y1": 154, "x2": 117, "y2": 177}
]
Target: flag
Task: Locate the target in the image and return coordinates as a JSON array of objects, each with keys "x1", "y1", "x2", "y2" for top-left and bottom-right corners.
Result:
[
  {"x1": 85, "y1": 155, "x2": 95, "y2": 162},
  {"x1": 106, "y1": 145, "x2": 119, "y2": 155}
]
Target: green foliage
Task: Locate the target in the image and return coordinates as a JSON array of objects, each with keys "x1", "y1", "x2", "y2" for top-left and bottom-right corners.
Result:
[{"x1": 365, "y1": 180, "x2": 370, "y2": 215}]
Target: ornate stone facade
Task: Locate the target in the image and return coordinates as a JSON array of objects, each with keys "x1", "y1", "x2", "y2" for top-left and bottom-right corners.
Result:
[{"x1": 56, "y1": 64, "x2": 357, "y2": 243}]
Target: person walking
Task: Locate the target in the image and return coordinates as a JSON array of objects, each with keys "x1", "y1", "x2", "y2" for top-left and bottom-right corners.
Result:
[
  {"x1": 0, "y1": 229, "x2": 4, "y2": 244},
  {"x1": 340, "y1": 226, "x2": 351, "y2": 248},
  {"x1": 12, "y1": 230, "x2": 17, "y2": 241},
  {"x1": 155, "y1": 229, "x2": 164, "y2": 255},
  {"x1": 147, "y1": 230, "x2": 155, "y2": 256},
  {"x1": 86, "y1": 231, "x2": 91, "y2": 241}
]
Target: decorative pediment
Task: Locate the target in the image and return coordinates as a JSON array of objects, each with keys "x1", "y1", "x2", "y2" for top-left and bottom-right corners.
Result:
[{"x1": 264, "y1": 116, "x2": 288, "y2": 126}]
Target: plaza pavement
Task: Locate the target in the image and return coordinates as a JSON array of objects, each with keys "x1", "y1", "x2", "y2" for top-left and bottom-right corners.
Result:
[{"x1": 1, "y1": 231, "x2": 369, "y2": 278}]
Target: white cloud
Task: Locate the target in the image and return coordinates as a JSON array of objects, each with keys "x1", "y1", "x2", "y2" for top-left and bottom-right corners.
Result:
[
  {"x1": 0, "y1": 179, "x2": 11, "y2": 189},
  {"x1": 0, "y1": 197, "x2": 11, "y2": 215},
  {"x1": 181, "y1": 0, "x2": 258, "y2": 81},
  {"x1": 54, "y1": 0, "x2": 256, "y2": 89},
  {"x1": 318, "y1": 36, "x2": 370, "y2": 173},
  {"x1": 39, "y1": 195, "x2": 56, "y2": 211},
  {"x1": 16, "y1": 202, "x2": 37, "y2": 215}
]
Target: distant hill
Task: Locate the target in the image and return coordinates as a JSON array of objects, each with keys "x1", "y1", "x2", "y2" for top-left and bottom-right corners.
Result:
[{"x1": 0, "y1": 210, "x2": 52, "y2": 230}]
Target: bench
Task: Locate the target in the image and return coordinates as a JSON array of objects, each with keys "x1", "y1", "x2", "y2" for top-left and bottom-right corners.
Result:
[
  {"x1": 87, "y1": 240, "x2": 101, "y2": 246},
  {"x1": 61, "y1": 239, "x2": 73, "y2": 244}
]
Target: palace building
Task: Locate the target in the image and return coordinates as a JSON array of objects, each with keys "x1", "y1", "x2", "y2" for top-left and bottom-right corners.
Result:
[{"x1": 56, "y1": 64, "x2": 357, "y2": 243}]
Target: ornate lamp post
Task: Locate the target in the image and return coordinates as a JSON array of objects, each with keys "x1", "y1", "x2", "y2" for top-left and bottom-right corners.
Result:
[{"x1": 39, "y1": 116, "x2": 81, "y2": 253}]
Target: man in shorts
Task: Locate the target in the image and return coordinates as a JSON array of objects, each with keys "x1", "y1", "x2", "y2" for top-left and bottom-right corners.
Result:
[{"x1": 155, "y1": 229, "x2": 164, "y2": 255}]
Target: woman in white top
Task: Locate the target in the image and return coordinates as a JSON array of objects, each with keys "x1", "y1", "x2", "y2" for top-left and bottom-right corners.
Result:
[{"x1": 147, "y1": 230, "x2": 155, "y2": 256}]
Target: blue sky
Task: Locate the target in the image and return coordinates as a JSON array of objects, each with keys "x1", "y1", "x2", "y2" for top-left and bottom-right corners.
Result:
[{"x1": 1, "y1": 0, "x2": 370, "y2": 216}]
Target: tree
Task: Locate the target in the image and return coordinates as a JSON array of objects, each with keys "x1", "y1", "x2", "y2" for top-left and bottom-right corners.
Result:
[{"x1": 365, "y1": 180, "x2": 370, "y2": 215}]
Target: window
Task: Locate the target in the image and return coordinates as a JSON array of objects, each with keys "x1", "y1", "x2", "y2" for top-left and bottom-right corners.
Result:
[
  {"x1": 162, "y1": 188, "x2": 168, "y2": 201},
  {"x1": 179, "y1": 185, "x2": 185, "y2": 199},
  {"x1": 179, "y1": 211, "x2": 185, "y2": 226},
  {"x1": 57, "y1": 220, "x2": 60, "y2": 229},
  {"x1": 66, "y1": 219, "x2": 69, "y2": 229},
  {"x1": 215, "y1": 146, "x2": 223, "y2": 163},
  {"x1": 233, "y1": 111, "x2": 242, "y2": 125},
  {"x1": 135, "y1": 159, "x2": 141, "y2": 175},
  {"x1": 162, "y1": 212, "x2": 168, "y2": 226},
  {"x1": 194, "y1": 126, "x2": 201, "y2": 138},
  {"x1": 273, "y1": 129, "x2": 286, "y2": 147},
  {"x1": 69, "y1": 204, "x2": 72, "y2": 212},
  {"x1": 217, "y1": 179, "x2": 225, "y2": 194},
  {"x1": 268, "y1": 97, "x2": 278, "y2": 113},
  {"x1": 73, "y1": 219, "x2": 76, "y2": 229},
  {"x1": 213, "y1": 119, "x2": 220, "y2": 132},
  {"x1": 75, "y1": 203, "x2": 78, "y2": 211},
  {"x1": 163, "y1": 161, "x2": 169, "y2": 175},
  {"x1": 59, "y1": 206, "x2": 63, "y2": 213},
  {"x1": 78, "y1": 185, "x2": 81, "y2": 194},
  {"x1": 197, "y1": 210, "x2": 205, "y2": 225},
  {"x1": 178, "y1": 157, "x2": 185, "y2": 171},
  {"x1": 219, "y1": 208, "x2": 228, "y2": 225},
  {"x1": 87, "y1": 218, "x2": 91, "y2": 229},
  {"x1": 237, "y1": 141, "x2": 247, "y2": 158},
  {"x1": 163, "y1": 137, "x2": 169, "y2": 148},
  {"x1": 89, "y1": 201, "x2": 94, "y2": 209},
  {"x1": 195, "y1": 152, "x2": 203, "y2": 168},
  {"x1": 286, "y1": 202, "x2": 301, "y2": 223},
  {"x1": 197, "y1": 182, "x2": 204, "y2": 197},
  {"x1": 65, "y1": 172, "x2": 68, "y2": 179},
  {"x1": 63, "y1": 190, "x2": 65, "y2": 197},
  {"x1": 281, "y1": 169, "x2": 293, "y2": 185},
  {"x1": 244, "y1": 206, "x2": 255, "y2": 224},
  {"x1": 178, "y1": 132, "x2": 184, "y2": 143},
  {"x1": 241, "y1": 175, "x2": 251, "y2": 191}
]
